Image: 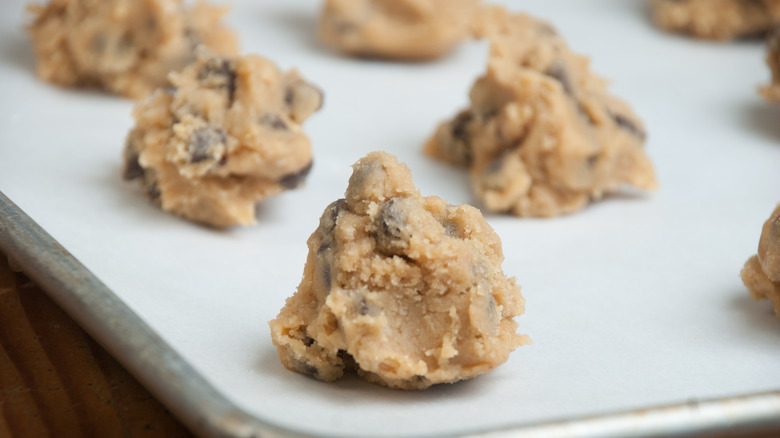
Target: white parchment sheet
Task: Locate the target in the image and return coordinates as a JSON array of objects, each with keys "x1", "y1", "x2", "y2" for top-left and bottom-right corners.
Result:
[{"x1": 1, "y1": 1, "x2": 779, "y2": 436}]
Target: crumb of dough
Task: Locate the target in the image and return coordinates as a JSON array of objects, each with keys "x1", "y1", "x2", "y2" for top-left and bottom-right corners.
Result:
[{"x1": 741, "y1": 204, "x2": 780, "y2": 318}]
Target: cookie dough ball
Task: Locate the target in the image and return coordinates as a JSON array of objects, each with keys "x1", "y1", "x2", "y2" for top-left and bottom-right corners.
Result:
[
  {"x1": 650, "y1": 0, "x2": 780, "y2": 41},
  {"x1": 269, "y1": 152, "x2": 529, "y2": 390},
  {"x1": 123, "y1": 50, "x2": 323, "y2": 227},
  {"x1": 27, "y1": 0, "x2": 238, "y2": 98},
  {"x1": 741, "y1": 204, "x2": 780, "y2": 317},
  {"x1": 761, "y1": 27, "x2": 780, "y2": 101},
  {"x1": 318, "y1": 0, "x2": 481, "y2": 60},
  {"x1": 425, "y1": 9, "x2": 657, "y2": 218}
]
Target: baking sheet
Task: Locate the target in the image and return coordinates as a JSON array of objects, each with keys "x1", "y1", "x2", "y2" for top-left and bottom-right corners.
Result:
[{"x1": 1, "y1": 0, "x2": 780, "y2": 437}]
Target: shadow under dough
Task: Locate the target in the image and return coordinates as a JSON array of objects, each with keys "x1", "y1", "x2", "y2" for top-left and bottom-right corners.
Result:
[
  {"x1": 0, "y1": 29, "x2": 36, "y2": 76},
  {"x1": 255, "y1": 5, "x2": 322, "y2": 54},
  {"x1": 730, "y1": 293, "x2": 780, "y2": 340},
  {"x1": 255, "y1": 342, "x2": 491, "y2": 405},
  {"x1": 740, "y1": 100, "x2": 780, "y2": 144}
]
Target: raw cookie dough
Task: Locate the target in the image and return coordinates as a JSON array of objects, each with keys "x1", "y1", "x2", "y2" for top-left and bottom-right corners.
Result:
[
  {"x1": 27, "y1": 0, "x2": 238, "y2": 99},
  {"x1": 761, "y1": 26, "x2": 780, "y2": 101},
  {"x1": 741, "y1": 204, "x2": 780, "y2": 318},
  {"x1": 269, "y1": 152, "x2": 529, "y2": 390},
  {"x1": 123, "y1": 49, "x2": 323, "y2": 227},
  {"x1": 650, "y1": 0, "x2": 780, "y2": 41},
  {"x1": 425, "y1": 9, "x2": 657, "y2": 217},
  {"x1": 318, "y1": 0, "x2": 481, "y2": 60}
]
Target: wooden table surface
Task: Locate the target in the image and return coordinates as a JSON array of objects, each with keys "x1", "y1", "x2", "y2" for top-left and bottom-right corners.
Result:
[{"x1": 0, "y1": 253, "x2": 193, "y2": 438}]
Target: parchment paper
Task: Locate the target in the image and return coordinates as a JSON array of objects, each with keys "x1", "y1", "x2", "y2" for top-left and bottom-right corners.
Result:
[{"x1": 1, "y1": 1, "x2": 779, "y2": 436}]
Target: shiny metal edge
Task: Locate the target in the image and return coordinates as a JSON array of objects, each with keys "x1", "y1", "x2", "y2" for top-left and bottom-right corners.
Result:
[{"x1": 2, "y1": 190, "x2": 779, "y2": 438}]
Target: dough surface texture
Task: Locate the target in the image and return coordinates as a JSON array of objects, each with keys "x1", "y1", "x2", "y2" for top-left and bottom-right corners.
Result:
[
  {"x1": 426, "y1": 8, "x2": 657, "y2": 217},
  {"x1": 269, "y1": 152, "x2": 529, "y2": 390},
  {"x1": 123, "y1": 50, "x2": 322, "y2": 227}
]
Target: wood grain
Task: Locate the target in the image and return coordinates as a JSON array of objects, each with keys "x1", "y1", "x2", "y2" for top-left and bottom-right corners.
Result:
[{"x1": 0, "y1": 254, "x2": 193, "y2": 438}]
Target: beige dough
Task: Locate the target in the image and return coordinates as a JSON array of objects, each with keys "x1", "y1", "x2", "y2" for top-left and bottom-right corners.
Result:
[
  {"x1": 741, "y1": 204, "x2": 780, "y2": 318},
  {"x1": 123, "y1": 49, "x2": 323, "y2": 227},
  {"x1": 27, "y1": 0, "x2": 238, "y2": 99},
  {"x1": 761, "y1": 27, "x2": 780, "y2": 101},
  {"x1": 650, "y1": 0, "x2": 780, "y2": 41},
  {"x1": 425, "y1": 8, "x2": 657, "y2": 218},
  {"x1": 269, "y1": 152, "x2": 529, "y2": 390},
  {"x1": 318, "y1": 0, "x2": 481, "y2": 60}
]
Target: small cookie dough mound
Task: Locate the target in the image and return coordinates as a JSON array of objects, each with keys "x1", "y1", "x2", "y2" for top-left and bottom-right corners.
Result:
[
  {"x1": 761, "y1": 26, "x2": 780, "y2": 101},
  {"x1": 741, "y1": 204, "x2": 780, "y2": 318},
  {"x1": 426, "y1": 9, "x2": 657, "y2": 217},
  {"x1": 650, "y1": 0, "x2": 780, "y2": 41},
  {"x1": 269, "y1": 152, "x2": 528, "y2": 390},
  {"x1": 123, "y1": 50, "x2": 323, "y2": 227},
  {"x1": 27, "y1": 0, "x2": 238, "y2": 98},
  {"x1": 318, "y1": 0, "x2": 481, "y2": 60}
]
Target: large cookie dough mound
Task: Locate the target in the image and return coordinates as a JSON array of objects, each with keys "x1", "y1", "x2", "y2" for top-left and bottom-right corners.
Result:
[
  {"x1": 27, "y1": 0, "x2": 238, "y2": 98},
  {"x1": 123, "y1": 50, "x2": 323, "y2": 227},
  {"x1": 741, "y1": 204, "x2": 780, "y2": 318},
  {"x1": 426, "y1": 9, "x2": 657, "y2": 217},
  {"x1": 318, "y1": 0, "x2": 481, "y2": 60},
  {"x1": 761, "y1": 27, "x2": 780, "y2": 101},
  {"x1": 269, "y1": 152, "x2": 528, "y2": 390},
  {"x1": 650, "y1": 0, "x2": 780, "y2": 41}
]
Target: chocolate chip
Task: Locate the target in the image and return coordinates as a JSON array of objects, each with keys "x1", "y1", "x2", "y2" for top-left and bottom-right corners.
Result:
[
  {"x1": 452, "y1": 112, "x2": 473, "y2": 141},
  {"x1": 442, "y1": 221, "x2": 461, "y2": 239},
  {"x1": 279, "y1": 161, "x2": 313, "y2": 189},
  {"x1": 303, "y1": 336, "x2": 315, "y2": 347},
  {"x1": 123, "y1": 153, "x2": 144, "y2": 180},
  {"x1": 292, "y1": 359, "x2": 318, "y2": 377},
  {"x1": 188, "y1": 127, "x2": 227, "y2": 163},
  {"x1": 485, "y1": 152, "x2": 508, "y2": 175},
  {"x1": 586, "y1": 155, "x2": 599, "y2": 167},
  {"x1": 321, "y1": 262, "x2": 332, "y2": 291},
  {"x1": 198, "y1": 58, "x2": 236, "y2": 103},
  {"x1": 261, "y1": 114, "x2": 288, "y2": 130},
  {"x1": 611, "y1": 112, "x2": 646, "y2": 140},
  {"x1": 374, "y1": 198, "x2": 411, "y2": 256},
  {"x1": 92, "y1": 33, "x2": 107, "y2": 54},
  {"x1": 285, "y1": 81, "x2": 324, "y2": 121},
  {"x1": 378, "y1": 199, "x2": 404, "y2": 240},
  {"x1": 358, "y1": 298, "x2": 369, "y2": 316},
  {"x1": 147, "y1": 181, "x2": 161, "y2": 201},
  {"x1": 323, "y1": 198, "x2": 347, "y2": 233},
  {"x1": 284, "y1": 88, "x2": 295, "y2": 106},
  {"x1": 117, "y1": 34, "x2": 133, "y2": 52},
  {"x1": 546, "y1": 61, "x2": 574, "y2": 96},
  {"x1": 446, "y1": 111, "x2": 474, "y2": 166}
]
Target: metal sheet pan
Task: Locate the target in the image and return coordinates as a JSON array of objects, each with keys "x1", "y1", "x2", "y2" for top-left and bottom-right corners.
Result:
[{"x1": 2, "y1": 0, "x2": 780, "y2": 437}]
